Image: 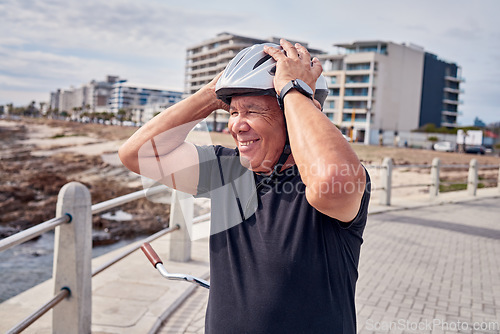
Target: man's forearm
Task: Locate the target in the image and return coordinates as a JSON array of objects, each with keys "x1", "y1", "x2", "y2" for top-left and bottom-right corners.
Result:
[
  {"x1": 283, "y1": 91, "x2": 363, "y2": 187},
  {"x1": 119, "y1": 84, "x2": 225, "y2": 173}
]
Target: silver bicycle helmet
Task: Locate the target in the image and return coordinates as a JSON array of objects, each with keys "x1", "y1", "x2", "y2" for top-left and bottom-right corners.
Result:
[{"x1": 216, "y1": 43, "x2": 328, "y2": 109}]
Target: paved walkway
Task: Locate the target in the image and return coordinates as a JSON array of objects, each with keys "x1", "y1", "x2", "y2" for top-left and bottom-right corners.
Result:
[
  {"x1": 1, "y1": 188, "x2": 499, "y2": 333},
  {"x1": 157, "y1": 190, "x2": 500, "y2": 334}
]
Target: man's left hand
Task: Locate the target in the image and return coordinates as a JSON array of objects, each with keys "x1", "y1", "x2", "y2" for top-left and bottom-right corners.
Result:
[{"x1": 263, "y1": 39, "x2": 323, "y2": 95}]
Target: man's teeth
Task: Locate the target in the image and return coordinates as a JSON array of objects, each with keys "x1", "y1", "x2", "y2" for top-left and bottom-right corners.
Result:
[{"x1": 240, "y1": 140, "x2": 256, "y2": 146}]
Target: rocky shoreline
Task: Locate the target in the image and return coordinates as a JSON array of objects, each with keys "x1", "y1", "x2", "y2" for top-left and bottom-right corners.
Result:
[{"x1": 0, "y1": 119, "x2": 171, "y2": 245}]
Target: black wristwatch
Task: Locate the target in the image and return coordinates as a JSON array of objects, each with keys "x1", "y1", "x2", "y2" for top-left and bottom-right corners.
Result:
[{"x1": 277, "y1": 79, "x2": 314, "y2": 111}]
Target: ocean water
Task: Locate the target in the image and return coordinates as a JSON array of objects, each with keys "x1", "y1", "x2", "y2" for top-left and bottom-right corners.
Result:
[{"x1": 0, "y1": 231, "x2": 144, "y2": 302}]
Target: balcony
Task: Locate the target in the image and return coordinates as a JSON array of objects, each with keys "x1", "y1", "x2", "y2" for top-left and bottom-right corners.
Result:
[
  {"x1": 344, "y1": 69, "x2": 372, "y2": 76},
  {"x1": 345, "y1": 74, "x2": 371, "y2": 86},
  {"x1": 441, "y1": 121, "x2": 458, "y2": 128},
  {"x1": 445, "y1": 76, "x2": 465, "y2": 83},
  {"x1": 444, "y1": 87, "x2": 464, "y2": 94},
  {"x1": 343, "y1": 95, "x2": 370, "y2": 102},
  {"x1": 442, "y1": 110, "x2": 458, "y2": 116},
  {"x1": 187, "y1": 42, "x2": 249, "y2": 60},
  {"x1": 186, "y1": 51, "x2": 236, "y2": 68},
  {"x1": 443, "y1": 99, "x2": 463, "y2": 105},
  {"x1": 346, "y1": 63, "x2": 371, "y2": 71},
  {"x1": 344, "y1": 88, "x2": 369, "y2": 97}
]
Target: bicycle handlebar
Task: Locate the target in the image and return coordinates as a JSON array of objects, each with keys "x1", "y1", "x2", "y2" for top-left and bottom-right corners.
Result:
[
  {"x1": 141, "y1": 243, "x2": 162, "y2": 267},
  {"x1": 140, "y1": 242, "x2": 210, "y2": 289}
]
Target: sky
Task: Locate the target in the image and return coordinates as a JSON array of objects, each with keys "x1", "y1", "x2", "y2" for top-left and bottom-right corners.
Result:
[{"x1": 0, "y1": 0, "x2": 499, "y2": 126}]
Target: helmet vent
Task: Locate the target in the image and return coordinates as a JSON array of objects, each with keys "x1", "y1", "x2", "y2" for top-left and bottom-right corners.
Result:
[
  {"x1": 268, "y1": 65, "x2": 276, "y2": 76},
  {"x1": 253, "y1": 54, "x2": 272, "y2": 70}
]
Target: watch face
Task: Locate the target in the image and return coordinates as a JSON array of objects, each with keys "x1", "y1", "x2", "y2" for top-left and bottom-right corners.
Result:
[{"x1": 294, "y1": 79, "x2": 314, "y2": 97}]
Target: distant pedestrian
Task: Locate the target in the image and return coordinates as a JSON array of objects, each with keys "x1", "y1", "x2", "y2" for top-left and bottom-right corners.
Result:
[{"x1": 394, "y1": 131, "x2": 400, "y2": 147}]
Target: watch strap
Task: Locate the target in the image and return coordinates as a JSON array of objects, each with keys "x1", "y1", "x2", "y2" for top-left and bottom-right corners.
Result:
[{"x1": 277, "y1": 79, "x2": 313, "y2": 111}]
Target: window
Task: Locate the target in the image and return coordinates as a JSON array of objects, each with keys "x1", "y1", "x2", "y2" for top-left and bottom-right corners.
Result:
[
  {"x1": 346, "y1": 63, "x2": 370, "y2": 71},
  {"x1": 444, "y1": 92, "x2": 458, "y2": 101},
  {"x1": 442, "y1": 103, "x2": 457, "y2": 112},
  {"x1": 345, "y1": 75, "x2": 370, "y2": 84},
  {"x1": 342, "y1": 113, "x2": 367, "y2": 122},
  {"x1": 325, "y1": 59, "x2": 343, "y2": 71},
  {"x1": 344, "y1": 88, "x2": 368, "y2": 96},
  {"x1": 359, "y1": 46, "x2": 378, "y2": 53},
  {"x1": 344, "y1": 101, "x2": 368, "y2": 109},
  {"x1": 329, "y1": 101, "x2": 335, "y2": 109},
  {"x1": 330, "y1": 76, "x2": 337, "y2": 84},
  {"x1": 329, "y1": 88, "x2": 340, "y2": 96}
]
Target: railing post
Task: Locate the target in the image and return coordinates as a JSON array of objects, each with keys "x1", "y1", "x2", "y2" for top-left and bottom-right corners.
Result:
[
  {"x1": 379, "y1": 157, "x2": 393, "y2": 206},
  {"x1": 168, "y1": 190, "x2": 192, "y2": 262},
  {"x1": 497, "y1": 164, "x2": 500, "y2": 194},
  {"x1": 467, "y1": 159, "x2": 478, "y2": 196},
  {"x1": 430, "y1": 158, "x2": 440, "y2": 199},
  {"x1": 53, "y1": 182, "x2": 92, "y2": 334}
]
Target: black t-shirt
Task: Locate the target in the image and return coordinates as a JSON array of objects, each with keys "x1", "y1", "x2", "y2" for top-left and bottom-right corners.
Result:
[{"x1": 195, "y1": 145, "x2": 370, "y2": 334}]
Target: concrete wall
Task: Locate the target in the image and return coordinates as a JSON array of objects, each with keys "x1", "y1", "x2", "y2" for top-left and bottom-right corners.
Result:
[
  {"x1": 374, "y1": 43, "x2": 424, "y2": 133},
  {"x1": 370, "y1": 129, "x2": 458, "y2": 149}
]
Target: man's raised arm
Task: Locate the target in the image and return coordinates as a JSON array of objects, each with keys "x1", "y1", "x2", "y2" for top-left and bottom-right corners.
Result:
[
  {"x1": 264, "y1": 40, "x2": 366, "y2": 223},
  {"x1": 118, "y1": 73, "x2": 228, "y2": 195}
]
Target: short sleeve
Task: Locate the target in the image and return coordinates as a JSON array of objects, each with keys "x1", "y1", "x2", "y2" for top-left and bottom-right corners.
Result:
[
  {"x1": 337, "y1": 167, "x2": 371, "y2": 230},
  {"x1": 194, "y1": 145, "x2": 219, "y2": 197}
]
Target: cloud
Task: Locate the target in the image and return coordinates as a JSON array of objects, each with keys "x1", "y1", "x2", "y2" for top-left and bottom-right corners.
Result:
[
  {"x1": 403, "y1": 24, "x2": 430, "y2": 33},
  {"x1": 1, "y1": 0, "x2": 245, "y2": 54},
  {"x1": 444, "y1": 27, "x2": 482, "y2": 41},
  {"x1": 2, "y1": 0, "x2": 500, "y2": 124},
  {"x1": 0, "y1": 0, "x2": 249, "y2": 104}
]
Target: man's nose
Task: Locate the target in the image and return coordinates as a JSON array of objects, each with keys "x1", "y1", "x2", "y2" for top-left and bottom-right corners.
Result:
[{"x1": 231, "y1": 116, "x2": 251, "y2": 133}]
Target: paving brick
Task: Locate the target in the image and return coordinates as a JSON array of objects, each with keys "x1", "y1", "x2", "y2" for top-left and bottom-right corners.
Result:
[{"x1": 154, "y1": 197, "x2": 500, "y2": 334}]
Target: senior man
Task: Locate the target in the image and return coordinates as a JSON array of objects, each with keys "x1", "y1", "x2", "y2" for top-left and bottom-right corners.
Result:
[{"x1": 119, "y1": 39, "x2": 370, "y2": 333}]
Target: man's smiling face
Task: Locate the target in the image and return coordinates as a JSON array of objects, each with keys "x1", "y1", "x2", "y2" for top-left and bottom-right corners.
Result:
[{"x1": 228, "y1": 95, "x2": 286, "y2": 173}]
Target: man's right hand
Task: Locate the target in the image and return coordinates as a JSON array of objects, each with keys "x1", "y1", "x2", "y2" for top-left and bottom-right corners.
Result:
[
  {"x1": 202, "y1": 71, "x2": 230, "y2": 112},
  {"x1": 119, "y1": 71, "x2": 229, "y2": 195}
]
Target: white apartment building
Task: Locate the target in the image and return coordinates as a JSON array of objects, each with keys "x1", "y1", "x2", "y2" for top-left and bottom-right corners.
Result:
[
  {"x1": 108, "y1": 81, "x2": 183, "y2": 116},
  {"x1": 320, "y1": 41, "x2": 463, "y2": 145}
]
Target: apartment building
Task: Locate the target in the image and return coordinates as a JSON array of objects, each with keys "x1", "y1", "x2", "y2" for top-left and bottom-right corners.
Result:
[
  {"x1": 420, "y1": 53, "x2": 463, "y2": 128},
  {"x1": 185, "y1": 32, "x2": 325, "y2": 130},
  {"x1": 319, "y1": 41, "x2": 463, "y2": 144},
  {"x1": 49, "y1": 75, "x2": 121, "y2": 114},
  {"x1": 108, "y1": 81, "x2": 183, "y2": 115}
]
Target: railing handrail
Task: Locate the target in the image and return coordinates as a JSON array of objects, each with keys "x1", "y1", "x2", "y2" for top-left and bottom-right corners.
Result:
[
  {"x1": 0, "y1": 186, "x2": 172, "y2": 254},
  {"x1": 3, "y1": 160, "x2": 495, "y2": 253},
  {"x1": 91, "y1": 225, "x2": 179, "y2": 277},
  {"x1": 2, "y1": 157, "x2": 499, "y2": 332},
  {"x1": 6, "y1": 288, "x2": 70, "y2": 334},
  {"x1": 1, "y1": 184, "x2": 194, "y2": 334},
  {"x1": 91, "y1": 185, "x2": 169, "y2": 214},
  {"x1": 0, "y1": 215, "x2": 71, "y2": 252}
]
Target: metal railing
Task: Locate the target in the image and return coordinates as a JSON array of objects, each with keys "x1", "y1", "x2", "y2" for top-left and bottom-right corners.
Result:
[
  {"x1": 1, "y1": 157, "x2": 498, "y2": 332},
  {"x1": 366, "y1": 157, "x2": 500, "y2": 205},
  {"x1": 0, "y1": 182, "x2": 200, "y2": 334}
]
